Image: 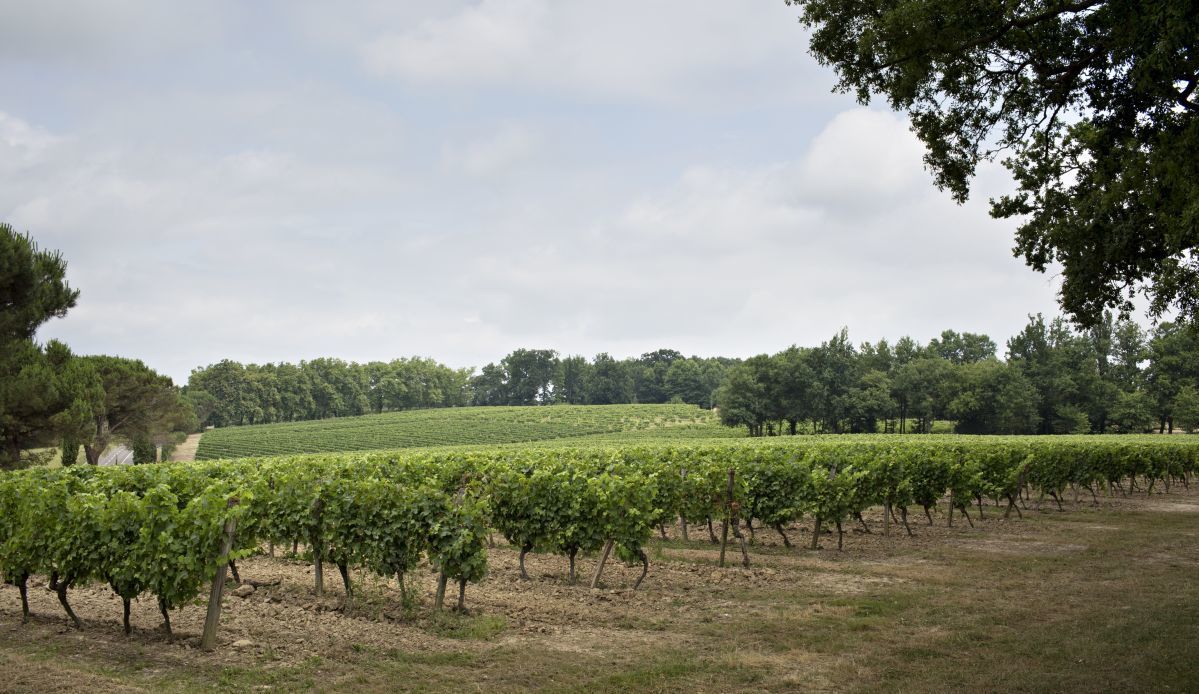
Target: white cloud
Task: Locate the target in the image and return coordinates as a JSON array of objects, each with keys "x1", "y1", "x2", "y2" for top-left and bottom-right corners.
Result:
[
  {"x1": 0, "y1": 112, "x2": 59, "y2": 152},
  {"x1": 359, "y1": 0, "x2": 822, "y2": 105},
  {"x1": 1, "y1": 2, "x2": 1068, "y2": 383},
  {"x1": 796, "y1": 109, "x2": 930, "y2": 210},
  {"x1": 442, "y1": 125, "x2": 539, "y2": 177}
]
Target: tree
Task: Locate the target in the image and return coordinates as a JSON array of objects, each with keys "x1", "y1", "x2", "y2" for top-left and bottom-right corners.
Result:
[
  {"x1": 72, "y1": 356, "x2": 192, "y2": 466},
  {"x1": 555, "y1": 355, "x2": 591, "y2": 404},
  {"x1": 1, "y1": 223, "x2": 79, "y2": 343},
  {"x1": 773, "y1": 346, "x2": 816, "y2": 434},
  {"x1": 0, "y1": 225, "x2": 81, "y2": 468},
  {"x1": 471, "y1": 363, "x2": 508, "y2": 406},
  {"x1": 1109, "y1": 389, "x2": 1155, "y2": 433},
  {"x1": 187, "y1": 360, "x2": 248, "y2": 427},
  {"x1": 844, "y1": 370, "x2": 897, "y2": 433},
  {"x1": 500, "y1": 349, "x2": 559, "y2": 405},
  {"x1": 928, "y1": 330, "x2": 997, "y2": 365},
  {"x1": 634, "y1": 349, "x2": 684, "y2": 404},
  {"x1": 790, "y1": 0, "x2": 1199, "y2": 326},
  {"x1": 585, "y1": 353, "x2": 635, "y2": 405},
  {"x1": 892, "y1": 357, "x2": 956, "y2": 433},
  {"x1": 0, "y1": 340, "x2": 90, "y2": 467},
  {"x1": 714, "y1": 362, "x2": 770, "y2": 436},
  {"x1": 1172, "y1": 386, "x2": 1199, "y2": 433},
  {"x1": 1145, "y1": 322, "x2": 1199, "y2": 432},
  {"x1": 949, "y1": 361, "x2": 1040, "y2": 434},
  {"x1": 663, "y1": 358, "x2": 708, "y2": 408},
  {"x1": 181, "y1": 388, "x2": 218, "y2": 428},
  {"x1": 808, "y1": 328, "x2": 859, "y2": 432},
  {"x1": 1007, "y1": 314, "x2": 1091, "y2": 433}
]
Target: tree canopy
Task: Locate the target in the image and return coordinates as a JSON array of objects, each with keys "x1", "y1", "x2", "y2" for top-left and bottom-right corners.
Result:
[
  {"x1": 789, "y1": 0, "x2": 1199, "y2": 326},
  {"x1": 1, "y1": 223, "x2": 78, "y2": 343},
  {"x1": 0, "y1": 225, "x2": 81, "y2": 468},
  {"x1": 69, "y1": 356, "x2": 193, "y2": 466},
  {"x1": 713, "y1": 316, "x2": 1198, "y2": 436}
]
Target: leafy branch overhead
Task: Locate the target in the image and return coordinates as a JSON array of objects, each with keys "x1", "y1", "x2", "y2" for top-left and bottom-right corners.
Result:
[{"x1": 789, "y1": 0, "x2": 1199, "y2": 324}]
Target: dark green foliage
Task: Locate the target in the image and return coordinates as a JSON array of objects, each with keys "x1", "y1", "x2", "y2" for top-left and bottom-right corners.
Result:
[
  {"x1": 789, "y1": 0, "x2": 1199, "y2": 325},
  {"x1": 1, "y1": 434, "x2": 1195, "y2": 639},
  {"x1": 716, "y1": 316, "x2": 1195, "y2": 436},
  {"x1": 131, "y1": 435, "x2": 156, "y2": 465},
  {"x1": 0, "y1": 226, "x2": 80, "y2": 468},
  {"x1": 73, "y1": 356, "x2": 192, "y2": 466},
  {"x1": 0, "y1": 223, "x2": 78, "y2": 343},
  {"x1": 60, "y1": 433, "x2": 80, "y2": 467}
]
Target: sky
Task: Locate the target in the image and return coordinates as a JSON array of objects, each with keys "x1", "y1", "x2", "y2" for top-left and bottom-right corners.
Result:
[{"x1": 1, "y1": 0, "x2": 1064, "y2": 385}]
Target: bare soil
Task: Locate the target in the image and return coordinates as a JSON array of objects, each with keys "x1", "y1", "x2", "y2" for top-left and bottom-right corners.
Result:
[{"x1": 165, "y1": 434, "x2": 202, "y2": 462}]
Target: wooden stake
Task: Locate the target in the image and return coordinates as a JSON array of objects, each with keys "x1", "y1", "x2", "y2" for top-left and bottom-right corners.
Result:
[
  {"x1": 590, "y1": 540, "x2": 614, "y2": 589},
  {"x1": 201, "y1": 497, "x2": 239, "y2": 652},
  {"x1": 679, "y1": 469, "x2": 689, "y2": 541},
  {"x1": 434, "y1": 572, "x2": 448, "y2": 610},
  {"x1": 732, "y1": 516, "x2": 750, "y2": 568},
  {"x1": 312, "y1": 497, "x2": 324, "y2": 596},
  {"x1": 719, "y1": 469, "x2": 733, "y2": 567}
]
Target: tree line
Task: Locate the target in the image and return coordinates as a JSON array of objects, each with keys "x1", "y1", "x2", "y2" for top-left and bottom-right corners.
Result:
[
  {"x1": 184, "y1": 348, "x2": 734, "y2": 428},
  {"x1": 715, "y1": 319, "x2": 1199, "y2": 436}
]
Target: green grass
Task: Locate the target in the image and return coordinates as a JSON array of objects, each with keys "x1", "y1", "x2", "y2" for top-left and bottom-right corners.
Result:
[
  {"x1": 195, "y1": 403, "x2": 737, "y2": 459},
  {"x1": 424, "y1": 612, "x2": 508, "y2": 640}
]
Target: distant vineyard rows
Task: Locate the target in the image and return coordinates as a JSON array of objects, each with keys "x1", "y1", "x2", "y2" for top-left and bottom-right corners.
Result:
[{"x1": 194, "y1": 404, "x2": 731, "y2": 459}]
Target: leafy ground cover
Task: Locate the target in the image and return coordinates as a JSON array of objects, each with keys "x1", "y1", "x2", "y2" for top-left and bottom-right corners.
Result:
[
  {"x1": 0, "y1": 485, "x2": 1195, "y2": 693},
  {"x1": 194, "y1": 404, "x2": 733, "y2": 459}
]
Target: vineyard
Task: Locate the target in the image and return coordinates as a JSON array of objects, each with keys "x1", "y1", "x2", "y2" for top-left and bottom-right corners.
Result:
[
  {"x1": 3, "y1": 434, "x2": 1197, "y2": 659},
  {"x1": 194, "y1": 404, "x2": 733, "y2": 459}
]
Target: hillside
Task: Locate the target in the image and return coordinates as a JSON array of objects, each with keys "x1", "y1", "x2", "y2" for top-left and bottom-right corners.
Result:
[{"x1": 194, "y1": 403, "x2": 736, "y2": 459}]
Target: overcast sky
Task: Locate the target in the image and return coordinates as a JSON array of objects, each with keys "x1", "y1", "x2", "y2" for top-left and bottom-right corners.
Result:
[{"x1": 2, "y1": 0, "x2": 1064, "y2": 384}]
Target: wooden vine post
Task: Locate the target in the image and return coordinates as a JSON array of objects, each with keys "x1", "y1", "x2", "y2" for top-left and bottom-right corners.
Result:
[
  {"x1": 201, "y1": 496, "x2": 239, "y2": 652},
  {"x1": 589, "y1": 540, "x2": 614, "y2": 589},
  {"x1": 726, "y1": 469, "x2": 750, "y2": 568},
  {"x1": 678, "y1": 468, "x2": 689, "y2": 542},
  {"x1": 312, "y1": 496, "x2": 324, "y2": 596},
  {"x1": 719, "y1": 470, "x2": 733, "y2": 567}
]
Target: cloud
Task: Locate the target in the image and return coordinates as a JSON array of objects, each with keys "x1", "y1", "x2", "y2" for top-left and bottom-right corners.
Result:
[
  {"x1": 358, "y1": 0, "x2": 823, "y2": 105},
  {"x1": 442, "y1": 125, "x2": 539, "y2": 177},
  {"x1": 0, "y1": 2, "x2": 1066, "y2": 384},
  {"x1": 796, "y1": 109, "x2": 930, "y2": 211},
  {"x1": 433, "y1": 108, "x2": 1058, "y2": 357},
  {"x1": 0, "y1": 1, "x2": 229, "y2": 63}
]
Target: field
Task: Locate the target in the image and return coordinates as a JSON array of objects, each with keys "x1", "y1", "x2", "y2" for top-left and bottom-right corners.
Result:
[
  {"x1": 1, "y1": 484, "x2": 1196, "y2": 692},
  {"x1": 3, "y1": 432, "x2": 1197, "y2": 693},
  {"x1": 195, "y1": 404, "x2": 736, "y2": 459}
]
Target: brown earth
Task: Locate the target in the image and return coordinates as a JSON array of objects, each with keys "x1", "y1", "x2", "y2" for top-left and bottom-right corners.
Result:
[{"x1": 165, "y1": 434, "x2": 202, "y2": 462}]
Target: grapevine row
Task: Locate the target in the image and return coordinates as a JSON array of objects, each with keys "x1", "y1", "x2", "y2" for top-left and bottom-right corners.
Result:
[{"x1": 1, "y1": 435, "x2": 1195, "y2": 645}]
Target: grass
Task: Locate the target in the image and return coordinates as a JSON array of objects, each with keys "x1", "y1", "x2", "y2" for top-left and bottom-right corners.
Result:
[
  {"x1": 424, "y1": 612, "x2": 507, "y2": 640},
  {"x1": 1, "y1": 494, "x2": 1196, "y2": 692}
]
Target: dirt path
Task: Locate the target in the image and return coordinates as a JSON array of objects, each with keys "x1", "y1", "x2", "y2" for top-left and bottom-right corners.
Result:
[{"x1": 166, "y1": 433, "x2": 202, "y2": 462}]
